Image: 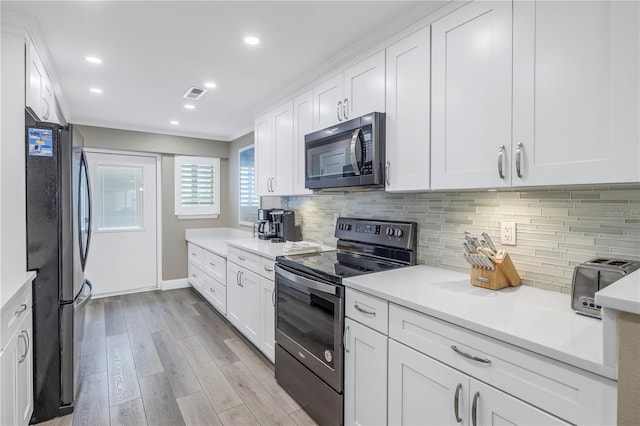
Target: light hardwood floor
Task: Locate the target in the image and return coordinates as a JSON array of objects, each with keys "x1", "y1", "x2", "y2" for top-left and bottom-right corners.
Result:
[{"x1": 36, "y1": 288, "x2": 317, "y2": 426}]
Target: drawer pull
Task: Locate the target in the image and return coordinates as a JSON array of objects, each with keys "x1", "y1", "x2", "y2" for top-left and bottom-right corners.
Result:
[
  {"x1": 264, "y1": 265, "x2": 274, "y2": 273},
  {"x1": 471, "y1": 391, "x2": 480, "y2": 426},
  {"x1": 210, "y1": 288, "x2": 215, "y2": 293},
  {"x1": 454, "y1": 383, "x2": 462, "y2": 423},
  {"x1": 354, "y1": 304, "x2": 376, "y2": 316},
  {"x1": 14, "y1": 304, "x2": 28, "y2": 316},
  {"x1": 18, "y1": 330, "x2": 30, "y2": 363},
  {"x1": 451, "y1": 345, "x2": 491, "y2": 364},
  {"x1": 343, "y1": 325, "x2": 350, "y2": 353},
  {"x1": 191, "y1": 252, "x2": 197, "y2": 256},
  {"x1": 238, "y1": 256, "x2": 246, "y2": 261},
  {"x1": 209, "y1": 262, "x2": 215, "y2": 267}
]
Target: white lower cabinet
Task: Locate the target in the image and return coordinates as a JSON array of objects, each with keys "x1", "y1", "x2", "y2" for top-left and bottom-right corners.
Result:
[
  {"x1": 1, "y1": 282, "x2": 34, "y2": 426},
  {"x1": 388, "y1": 340, "x2": 566, "y2": 426},
  {"x1": 344, "y1": 318, "x2": 388, "y2": 426},
  {"x1": 226, "y1": 261, "x2": 261, "y2": 346},
  {"x1": 259, "y1": 277, "x2": 275, "y2": 361}
]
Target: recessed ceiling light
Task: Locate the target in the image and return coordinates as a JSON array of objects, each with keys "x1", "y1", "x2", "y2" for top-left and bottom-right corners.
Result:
[
  {"x1": 170, "y1": 120, "x2": 179, "y2": 125},
  {"x1": 89, "y1": 87, "x2": 103, "y2": 94},
  {"x1": 184, "y1": 104, "x2": 195, "y2": 110},
  {"x1": 204, "y1": 82, "x2": 217, "y2": 89},
  {"x1": 85, "y1": 56, "x2": 103, "y2": 64},
  {"x1": 244, "y1": 36, "x2": 260, "y2": 46}
]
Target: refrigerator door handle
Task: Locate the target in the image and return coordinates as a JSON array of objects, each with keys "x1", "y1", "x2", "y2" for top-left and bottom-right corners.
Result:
[
  {"x1": 74, "y1": 279, "x2": 93, "y2": 311},
  {"x1": 79, "y1": 150, "x2": 93, "y2": 269}
]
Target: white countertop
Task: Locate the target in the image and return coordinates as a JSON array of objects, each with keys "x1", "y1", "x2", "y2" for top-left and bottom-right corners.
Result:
[
  {"x1": 344, "y1": 265, "x2": 615, "y2": 380},
  {"x1": 185, "y1": 227, "x2": 253, "y2": 257},
  {"x1": 595, "y1": 270, "x2": 640, "y2": 315},
  {"x1": 1, "y1": 270, "x2": 37, "y2": 310},
  {"x1": 226, "y1": 238, "x2": 335, "y2": 260}
]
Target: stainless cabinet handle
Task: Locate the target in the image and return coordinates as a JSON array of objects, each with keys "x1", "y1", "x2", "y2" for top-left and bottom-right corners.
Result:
[
  {"x1": 191, "y1": 252, "x2": 197, "y2": 257},
  {"x1": 18, "y1": 330, "x2": 30, "y2": 363},
  {"x1": 354, "y1": 304, "x2": 376, "y2": 316},
  {"x1": 272, "y1": 289, "x2": 275, "y2": 307},
  {"x1": 238, "y1": 271, "x2": 244, "y2": 287},
  {"x1": 209, "y1": 262, "x2": 215, "y2": 267},
  {"x1": 343, "y1": 98, "x2": 349, "y2": 119},
  {"x1": 209, "y1": 287, "x2": 215, "y2": 293},
  {"x1": 451, "y1": 345, "x2": 491, "y2": 364},
  {"x1": 385, "y1": 161, "x2": 390, "y2": 186},
  {"x1": 270, "y1": 177, "x2": 275, "y2": 192},
  {"x1": 192, "y1": 273, "x2": 197, "y2": 278},
  {"x1": 497, "y1": 145, "x2": 505, "y2": 179},
  {"x1": 515, "y1": 143, "x2": 523, "y2": 178},
  {"x1": 236, "y1": 270, "x2": 241, "y2": 285},
  {"x1": 14, "y1": 304, "x2": 27, "y2": 316},
  {"x1": 454, "y1": 383, "x2": 462, "y2": 423},
  {"x1": 337, "y1": 101, "x2": 343, "y2": 122},
  {"x1": 238, "y1": 256, "x2": 246, "y2": 261},
  {"x1": 472, "y1": 391, "x2": 480, "y2": 426},
  {"x1": 343, "y1": 325, "x2": 350, "y2": 353},
  {"x1": 264, "y1": 265, "x2": 274, "y2": 273},
  {"x1": 42, "y1": 97, "x2": 50, "y2": 120}
]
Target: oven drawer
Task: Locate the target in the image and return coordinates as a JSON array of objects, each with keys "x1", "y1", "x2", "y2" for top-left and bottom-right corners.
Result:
[
  {"x1": 345, "y1": 288, "x2": 388, "y2": 334},
  {"x1": 388, "y1": 304, "x2": 616, "y2": 425},
  {"x1": 227, "y1": 247, "x2": 260, "y2": 274}
]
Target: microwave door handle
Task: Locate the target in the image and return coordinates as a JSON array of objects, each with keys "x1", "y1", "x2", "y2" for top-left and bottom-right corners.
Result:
[{"x1": 350, "y1": 128, "x2": 362, "y2": 176}]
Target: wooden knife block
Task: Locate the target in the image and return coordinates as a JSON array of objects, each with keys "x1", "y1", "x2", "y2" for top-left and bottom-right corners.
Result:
[{"x1": 470, "y1": 252, "x2": 521, "y2": 290}]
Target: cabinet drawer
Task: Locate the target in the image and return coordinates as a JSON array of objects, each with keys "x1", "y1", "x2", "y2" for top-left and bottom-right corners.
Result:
[
  {"x1": 187, "y1": 243, "x2": 205, "y2": 268},
  {"x1": 259, "y1": 257, "x2": 276, "y2": 280},
  {"x1": 389, "y1": 304, "x2": 616, "y2": 425},
  {"x1": 345, "y1": 289, "x2": 388, "y2": 335},
  {"x1": 227, "y1": 247, "x2": 260, "y2": 274},
  {"x1": 187, "y1": 263, "x2": 206, "y2": 291},
  {"x1": 202, "y1": 250, "x2": 226, "y2": 284},
  {"x1": 1, "y1": 283, "x2": 32, "y2": 351},
  {"x1": 203, "y1": 275, "x2": 227, "y2": 316}
]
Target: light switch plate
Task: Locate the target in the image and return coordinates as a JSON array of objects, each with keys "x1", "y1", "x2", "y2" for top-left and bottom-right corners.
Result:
[{"x1": 501, "y1": 222, "x2": 516, "y2": 246}]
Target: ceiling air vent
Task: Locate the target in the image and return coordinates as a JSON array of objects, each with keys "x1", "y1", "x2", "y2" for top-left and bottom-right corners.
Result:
[{"x1": 183, "y1": 86, "x2": 208, "y2": 100}]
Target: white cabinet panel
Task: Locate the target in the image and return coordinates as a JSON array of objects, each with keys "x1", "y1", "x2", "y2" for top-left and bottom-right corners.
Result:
[
  {"x1": 203, "y1": 275, "x2": 226, "y2": 316},
  {"x1": 345, "y1": 288, "x2": 388, "y2": 335},
  {"x1": 254, "y1": 113, "x2": 273, "y2": 196},
  {"x1": 259, "y1": 277, "x2": 275, "y2": 362},
  {"x1": 202, "y1": 250, "x2": 225, "y2": 284},
  {"x1": 226, "y1": 261, "x2": 243, "y2": 328},
  {"x1": 385, "y1": 26, "x2": 431, "y2": 192},
  {"x1": 292, "y1": 91, "x2": 313, "y2": 195},
  {"x1": 241, "y1": 268, "x2": 261, "y2": 346},
  {"x1": 344, "y1": 318, "x2": 387, "y2": 426},
  {"x1": 344, "y1": 50, "x2": 386, "y2": 120},
  {"x1": 16, "y1": 311, "x2": 33, "y2": 426},
  {"x1": 313, "y1": 73, "x2": 344, "y2": 129},
  {"x1": 431, "y1": 1, "x2": 513, "y2": 190},
  {"x1": 512, "y1": 0, "x2": 640, "y2": 185},
  {"x1": 0, "y1": 333, "x2": 18, "y2": 426},
  {"x1": 271, "y1": 101, "x2": 294, "y2": 195}
]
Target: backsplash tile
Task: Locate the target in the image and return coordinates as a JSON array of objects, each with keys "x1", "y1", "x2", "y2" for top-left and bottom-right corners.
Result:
[{"x1": 282, "y1": 185, "x2": 640, "y2": 294}]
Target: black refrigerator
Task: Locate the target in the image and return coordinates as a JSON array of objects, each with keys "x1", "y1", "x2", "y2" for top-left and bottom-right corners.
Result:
[{"x1": 25, "y1": 110, "x2": 93, "y2": 423}]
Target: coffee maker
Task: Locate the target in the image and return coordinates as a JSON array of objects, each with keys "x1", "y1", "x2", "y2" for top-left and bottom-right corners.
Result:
[
  {"x1": 270, "y1": 210, "x2": 302, "y2": 243},
  {"x1": 257, "y1": 208, "x2": 276, "y2": 240}
]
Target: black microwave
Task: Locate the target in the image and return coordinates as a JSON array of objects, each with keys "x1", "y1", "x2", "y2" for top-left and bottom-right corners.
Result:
[{"x1": 305, "y1": 112, "x2": 385, "y2": 191}]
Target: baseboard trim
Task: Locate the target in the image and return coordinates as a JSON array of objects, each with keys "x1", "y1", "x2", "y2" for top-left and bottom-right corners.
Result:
[{"x1": 162, "y1": 278, "x2": 191, "y2": 290}]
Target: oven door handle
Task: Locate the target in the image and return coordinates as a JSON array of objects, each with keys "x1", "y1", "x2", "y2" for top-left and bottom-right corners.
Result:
[{"x1": 275, "y1": 265, "x2": 338, "y2": 296}]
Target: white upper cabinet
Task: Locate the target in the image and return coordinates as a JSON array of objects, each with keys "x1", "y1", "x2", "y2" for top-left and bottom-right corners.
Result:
[
  {"x1": 313, "y1": 51, "x2": 386, "y2": 129},
  {"x1": 255, "y1": 101, "x2": 294, "y2": 196},
  {"x1": 385, "y1": 26, "x2": 431, "y2": 192},
  {"x1": 254, "y1": 113, "x2": 272, "y2": 196},
  {"x1": 512, "y1": 0, "x2": 640, "y2": 186},
  {"x1": 292, "y1": 91, "x2": 313, "y2": 195},
  {"x1": 431, "y1": 1, "x2": 513, "y2": 190},
  {"x1": 26, "y1": 37, "x2": 59, "y2": 124}
]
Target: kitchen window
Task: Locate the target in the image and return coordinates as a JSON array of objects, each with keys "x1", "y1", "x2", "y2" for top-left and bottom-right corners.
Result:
[
  {"x1": 239, "y1": 145, "x2": 259, "y2": 226},
  {"x1": 174, "y1": 155, "x2": 220, "y2": 219}
]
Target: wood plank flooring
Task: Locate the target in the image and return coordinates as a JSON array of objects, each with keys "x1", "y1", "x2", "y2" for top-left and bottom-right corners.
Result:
[{"x1": 36, "y1": 288, "x2": 317, "y2": 426}]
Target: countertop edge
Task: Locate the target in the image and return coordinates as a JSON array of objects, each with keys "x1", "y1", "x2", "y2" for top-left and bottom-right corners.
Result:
[
  {"x1": 0, "y1": 270, "x2": 37, "y2": 311},
  {"x1": 595, "y1": 270, "x2": 640, "y2": 315}
]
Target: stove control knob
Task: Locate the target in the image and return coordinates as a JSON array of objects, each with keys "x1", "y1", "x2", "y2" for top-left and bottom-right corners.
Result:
[
  {"x1": 394, "y1": 228, "x2": 404, "y2": 237},
  {"x1": 386, "y1": 227, "x2": 394, "y2": 236},
  {"x1": 346, "y1": 224, "x2": 351, "y2": 231},
  {"x1": 338, "y1": 224, "x2": 344, "y2": 230}
]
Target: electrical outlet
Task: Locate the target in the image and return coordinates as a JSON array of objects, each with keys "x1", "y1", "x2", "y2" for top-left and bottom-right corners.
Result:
[{"x1": 501, "y1": 222, "x2": 516, "y2": 246}]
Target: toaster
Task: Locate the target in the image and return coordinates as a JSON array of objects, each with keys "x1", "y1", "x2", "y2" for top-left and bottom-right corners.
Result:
[{"x1": 571, "y1": 258, "x2": 640, "y2": 318}]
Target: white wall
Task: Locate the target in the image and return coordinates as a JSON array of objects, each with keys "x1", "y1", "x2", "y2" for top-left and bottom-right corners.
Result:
[{"x1": 0, "y1": 31, "x2": 28, "y2": 305}]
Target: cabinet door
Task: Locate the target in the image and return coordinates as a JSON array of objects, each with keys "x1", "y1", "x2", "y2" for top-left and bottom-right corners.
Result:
[
  {"x1": 240, "y1": 269, "x2": 261, "y2": 346},
  {"x1": 344, "y1": 50, "x2": 386, "y2": 120},
  {"x1": 203, "y1": 275, "x2": 226, "y2": 316},
  {"x1": 388, "y1": 340, "x2": 468, "y2": 426},
  {"x1": 226, "y1": 262, "x2": 243, "y2": 327},
  {"x1": 344, "y1": 318, "x2": 387, "y2": 426},
  {"x1": 26, "y1": 41, "x2": 43, "y2": 120},
  {"x1": 16, "y1": 311, "x2": 33, "y2": 425},
  {"x1": 259, "y1": 277, "x2": 275, "y2": 362},
  {"x1": 431, "y1": 1, "x2": 512, "y2": 190},
  {"x1": 469, "y1": 379, "x2": 568, "y2": 426},
  {"x1": 292, "y1": 91, "x2": 313, "y2": 195},
  {"x1": 313, "y1": 73, "x2": 344, "y2": 129},
  {"x1": 513, "y1": 0, "x2": 640, "y2": 186},
  {"x1": 254, "y1": 113, "x2": 273, "y2": 196},
  {"x1": 385, "y1": 26, "x2": 431, "y2": 192},
  {"x1": 41, "y1": 75, "x2": 55, "y2": 122},
  {"x1": 271, "y1": 101, "x2": 294, "y2": 196},
  {"x1": 0, "y1": 334, "x2": 18, "y2": 426}
]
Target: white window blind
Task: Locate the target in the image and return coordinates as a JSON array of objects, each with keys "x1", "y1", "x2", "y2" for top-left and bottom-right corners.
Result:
[
  {"x1": 174, "y1": 156, "x2": 220, "y2": 218},
  {"x1": 238, "y1": 146, "x2": 258, "y2": 225}
]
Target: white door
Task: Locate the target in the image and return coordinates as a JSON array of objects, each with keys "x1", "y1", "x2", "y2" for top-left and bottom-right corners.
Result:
[
  {"x1": 313, "y1": 73, "x2": 344, "y2": 129},
  {"x1": 431, "y1": 1, "x2": 513, "y2": 190},
  {"x1": 385, "y1": 26, "x2": 431, "y2": 192},
  {"x1": 388, "y1": 339, "x2": 468, "y2": 425},
  {"x1": 260, "y1": 277, "x2": 275, "y2": 362},
  {"x1": 344, "y1": 50, "x2": 386, "y2": 119},
  {"x1": 292, "y1": 91, "x2": 313, "y2": 195},
  {"x1": 254, "y1": 113, "x2": 273, "y2": 196},
  {"x1": 344, "y1": 318, "x2": 388, "y2": 426},
  {"x1": 512, "y1": 0, "x2": 640, "y2": 186},
  {"x1": 271, "y1": 101, "x2": 294, "y2": 196},
  {"x1": 84, "y1": 152, "x2": 158, "y2": 296},
  {"x1": 226, "y1": 262, "x2": 243, "y2": 328},
  {"x1": 241, "y1": 268, "x2": 261, "y2": 346}
]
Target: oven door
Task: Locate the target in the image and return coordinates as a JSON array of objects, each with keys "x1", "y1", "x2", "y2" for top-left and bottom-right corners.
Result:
[{"x1": 275, "y1": 264, "x2": 344, "y2": 392}]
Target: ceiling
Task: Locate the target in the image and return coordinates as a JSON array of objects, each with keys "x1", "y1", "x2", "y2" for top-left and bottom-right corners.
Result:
[{"x1": 2, "y1": 1, "x2": 442, "y2": 141}]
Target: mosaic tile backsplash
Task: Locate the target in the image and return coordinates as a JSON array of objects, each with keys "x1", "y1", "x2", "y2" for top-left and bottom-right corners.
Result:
[{"x1": 281, "y1": 186, "x2": 640, "y2": 294}]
